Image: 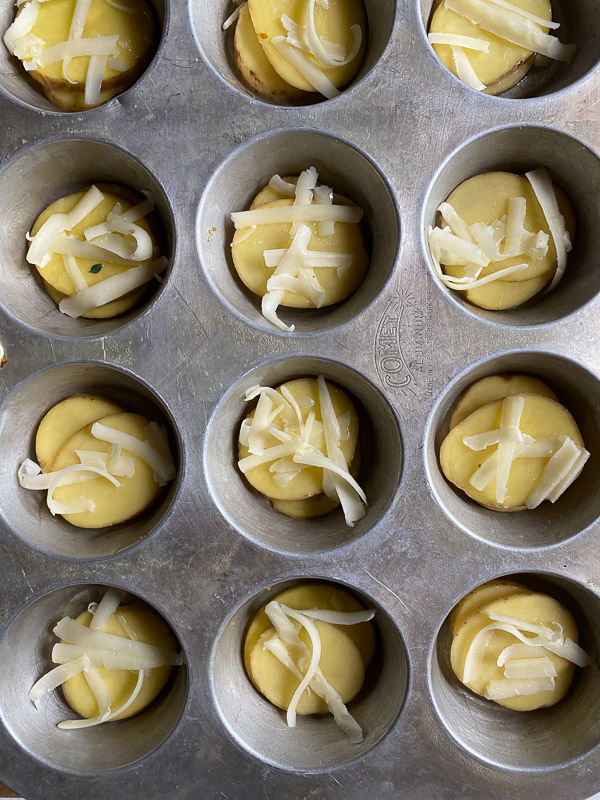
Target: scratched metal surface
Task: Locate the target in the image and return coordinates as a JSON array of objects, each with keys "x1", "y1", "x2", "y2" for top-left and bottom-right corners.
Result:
[{"x1": 1, "y1": 0, "x2": 600, "y2": 797}]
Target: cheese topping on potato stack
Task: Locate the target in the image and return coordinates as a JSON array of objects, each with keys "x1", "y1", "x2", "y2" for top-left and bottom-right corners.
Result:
[
  {"x1": 231, "y1": 167, "x2": 368, "y2": 331},
  {"x1": 28, "y1": 588, "x2": 184, "y2": 728},
  {"x1": 18, "y1": 393, "x2": 176, "y2": 528},
  {"x1": 440, "y1": 374, "x2": 589, "y2": 511},
  {"x1": 449, "y1": 579, "x2": 591, "y2": 710},
  {"x1": 238, "y1": 376, "x2": 366, "y2": 525},
  {"x1": 3, "y1": 0, "x2": 157, "y2": 110},
  {"x1": 244, "y1": 583, "x2": 376, "y2": 740},
  {"x1": 224, "y1": 0, "x2": 366, "y2": 101},
  {"x1": 428, "y1": 0, "x2": 575, "y2": 94},
  {"x1": 27, "y1": 183, "x2": 166, "y2": 320},
  {"x1": 428, "y1": 169, "x2": 574, "y2": 311}
]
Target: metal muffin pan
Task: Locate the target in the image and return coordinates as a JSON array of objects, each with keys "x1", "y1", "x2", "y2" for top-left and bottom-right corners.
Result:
[{"x1": 1, "y1": 0, "x2": 600, "y2": 796}]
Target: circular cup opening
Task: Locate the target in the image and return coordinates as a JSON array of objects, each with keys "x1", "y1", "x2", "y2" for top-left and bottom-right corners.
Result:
[
  {"x1": 429, "y1": 572, "x2": 600, "y2": 771},
  {"x1": 0, "y1": 583, "x2": 188, "y2": 772},
  {"x1": 197, "y1": 128, "x2": 400, "y2": 334},
  {"x1": 0, "y1": 362, "x2": 183, "y2": 559},
  {"x1": 191, "y1": 0, "x2": 395, "y2": 107},
  {"x1": 424, "y1": 350, "x2": 600, "y2": 549},
  {"x1": 419, "y1": 0, "x2": 600, "y2": 98},
  {"x1": 0, "y1": 137, "x2": 175, "y2": 338},
  {"x1": 203, "y1": 355, "x2": 402, "y2": 553},
  {"x1": 211, "y1": 577, "x2": 408, "y2": 771},
  {"x1": 421, "y1": 124, "x2": 600, "y2": 326},
  {"x1": 0, "y1": 0, "x2": 166, "y2": 113}
]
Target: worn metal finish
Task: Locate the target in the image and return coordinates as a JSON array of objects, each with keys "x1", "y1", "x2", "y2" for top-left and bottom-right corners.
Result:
[{"x1": 0, "y1": 0, "x2": 600, "y2": 796}]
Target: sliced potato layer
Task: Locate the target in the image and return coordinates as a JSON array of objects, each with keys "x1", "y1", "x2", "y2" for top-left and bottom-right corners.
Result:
[
  {"x1": 240, "y1": 0, "x2": 366, "y2": 98},
  {"x1": 448, "y1": 578, "x2": 529, "y2": 635},
  {"x1": 36, "y1": 393, "x2": 123, "y2": 471},
  {"x1": 30, "y1": 184, "x2": 158, "y2": 319},
  {"x1": 440, "y1": 393, "x2": 584, "y2": 511},
  {"x1": 429, "y1": 0, "x2": 551, "y2": 94},
  {"x1": 445, "y1": 173, "x2": 575, "y2": 283},
  {"x1": 450, "y1": 586, "x2": 579, "y2": 711},
  {"x1": 450, "y1": 374, "x2": 556, "y2": 428},
  {"x1": 234, "y1": 3, "x2": 305, "y2": 102},
  {"x1": 62, "y1": 604, "x2": 177, "y2": 720},
  {"x1": 437, "y1": 171, "x2": 575, "y2": 311},
  {"x1": 12, "y1": 0, "x2": 157, "y2": 111}
]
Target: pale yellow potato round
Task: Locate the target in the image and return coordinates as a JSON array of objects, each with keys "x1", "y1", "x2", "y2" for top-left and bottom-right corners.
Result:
[
  {"x1": 51, "y1": 411, "x2": 162, "y2": 528},
  {"x1": 271, "y1": 492, "x2": 340, "y2": 519},
  {"x1": 448, "y1": 579, "x2": 529, "y2": 636},
  {"x1": 450, "y1": 374, "x2": 557, "y2": 428},
  {"x1": 243, "y1": 582, "x2": 376, "y2": 680},
  {"x1": 43, "y1": 279, "x2": 147, "y2": 319},
  {"x1": 443, "y1": 262, "x2": 553, "y2": 311},
  {"x1": 30, "y1": 184, "x2": 158, "y2": 306},
  {"x1": 239, "y1": 377, "x2": 359, "y2": 501},
  {"x1": 62, "y1": 604, "x2": 178, "y2": 721},
  {"x1": 429, "y1": 0, "x2": 551, "y2": 93},
  {"x1": 232, "y1": 198, "x2": 368, "y2": 309},
  {"x1": 450, "y1": 591, "x2": 578, "y2": 710},
  {"x1": 234, "y1": 3, "x2": 306, "y2": 102},
  {"x1": 248, "y1": 0, "x2": 366, "y2": 93},
  {"x1": 250, "y1": 621, "x2": 365, "y2": 714},
  {"x1": 486, "y1": 56, "x2": 534, "y2": 96},
  {"x1": 17, "y1": 0, "x2": 157, "y2": 111},
  {"x1": 36, "y1": 394, "x2": 123, "y2": 472},
  {"x1": 440, "y1": 393, "x2": 585, "y2": 511},
  {"x1": 444, "y1": 172, "x2": 576, "y2": 284},
  {"x1": 465, "y1": 271, "x2": 553, "y2": 311}
]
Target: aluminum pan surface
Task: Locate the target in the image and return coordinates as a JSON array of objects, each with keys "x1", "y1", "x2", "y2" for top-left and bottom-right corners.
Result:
[{"x1": 1, "y1": 0, "x2": 600, "y2": 797}]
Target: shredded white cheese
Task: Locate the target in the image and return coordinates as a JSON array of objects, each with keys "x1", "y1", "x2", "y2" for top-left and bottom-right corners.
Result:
[
  {"x1": 451, "y1": 46, "x2": 486, "y2": 91},
  {"x1": 525, "y1": 436, "x2": 584, "y2": 509},
  {"x1": 271, "y1": 36, "x2": 340, "y2": 99},
  {"x1": 91, "y1": 420, "x2": 175, "y2": 482},
  {"x1": 239, "y1": 377, "x2": 366, "y2": 526},
  {"x1": 264, "y1": 600, "x2": 370, "y2": 741},
  {"x1": 28, "y1": 590, "x2": 183, "y2": 728},
  {"x1": 525, "y1": 167, "x2": 571, "y2": 291},
  {"x1": 428, "y1": 32, "x2": 490, "y2": 51},
  {"x1": 36, "y1": 34, "x2": 119, "y2": 67},
  {"x1": 443, "y1": 0, "x2": 575, "y2": 62},
  {"x1": 84, "y1": 53, "x2": 109, "y2": 106},
  {"x1": 58, "y1": 258, "x2": 167, "y2": 318},
  {"x1": 46, "y1": 463, "x2": 120, "y2": 515},
  {"x1": 232, "y1": 203, "x2": 362, "y2": 229}
]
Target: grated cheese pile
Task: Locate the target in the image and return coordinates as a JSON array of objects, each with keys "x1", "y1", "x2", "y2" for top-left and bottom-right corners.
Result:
[
  {"x1": 18, "y1": 419, "x2": 175, "y2": 516},
  {"x1": 223, "y1": 0, "x2": 362, "y2": 99},
  {"x1": 3, "y1": 0, "x2": 135, "y2": 106},
  {"x1": 238, "y1": 375, "x2": 367, "y2": 526},
  {"x1": 26, "y1": 184, "x2": 167, "y2": 318},
  {"x1": 261, "y1": 600, "x2": 375, "y2": 740},
  {"x1": 462, "y1": 609, "x2": 590, "y2": 701},
  {"x1": 463, "y1": 394, "x2": 590, "y2": 508},
  {"x1": 28, "y1": 589, "x2": 184, "y2": 729},
  {"x1": 428, "y1": 0, "x2": 575, "y2": 92},
  {"x1": 231, "y1": 167, "x2": 363, "y2": 331},
  {"x1": 427, "y1": 168, "x2": 572, "y2": 297}
]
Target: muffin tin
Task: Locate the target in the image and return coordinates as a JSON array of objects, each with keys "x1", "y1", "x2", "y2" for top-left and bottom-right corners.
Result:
[{"x1": 1, "y1": 0, "x2": 600, "y2": 797}]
